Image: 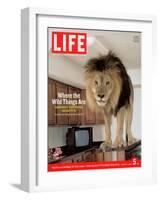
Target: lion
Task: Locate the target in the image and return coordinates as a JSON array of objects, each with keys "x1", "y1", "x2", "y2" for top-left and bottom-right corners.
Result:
[{"x1": 84, "y1": 51, "x2": 137, "y2": 151}]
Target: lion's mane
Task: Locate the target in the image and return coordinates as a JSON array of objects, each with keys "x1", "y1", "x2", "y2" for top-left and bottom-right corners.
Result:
[{"x1": 84, "y1": 51, "x2": 132, "y2": 116}]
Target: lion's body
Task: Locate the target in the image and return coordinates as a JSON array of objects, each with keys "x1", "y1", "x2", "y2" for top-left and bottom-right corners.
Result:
[{"x1": 85, "y1": 52, "x2": 136, "y2": 150}]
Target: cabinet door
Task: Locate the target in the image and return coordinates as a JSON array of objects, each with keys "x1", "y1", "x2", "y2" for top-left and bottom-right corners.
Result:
[
  {"x1": 56, "y1": 82, "x2": 69, "y2": 125},
  {"x1": 68, "y1": 86, "x2": 82, "y2": 125},
  {"x1": 48, "y1": 79, "x2": 56, "y2": 124},
  {"x1": 76, "y1": 88, "x2": 82, "y2": 125},
  {"x1": 72, "y1": 154, "x2": 83, "y2": 163},
  {"x1": 117, "y1": 151, "x2": 125, "y2": 161},
  {"x1": 68, "y1": 86, "x2": 78, "y2": 125},
  {"x1": 58, "y1": 159, "x2": 72, "y2": 163},
  {"x1": 82, "y1": 89, "x2": 96, "y2": 124},
  {"x1": 83, "y1": 151, "x2": 92, "y2": 162},
  {"x1": 95, "y1": 151, "x2": 104, "y2": 162}
]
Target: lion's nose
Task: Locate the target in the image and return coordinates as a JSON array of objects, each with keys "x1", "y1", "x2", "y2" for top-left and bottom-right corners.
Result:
[{"x1": 98, "y1": 94, "x2": 105, "y2": 99}]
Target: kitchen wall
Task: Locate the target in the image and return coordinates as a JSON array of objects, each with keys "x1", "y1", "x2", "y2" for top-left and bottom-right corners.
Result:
[
  {"x1": 48, "y1": 127, "x2": 68, "y2": 147},
  {"x1": 48, "y1": 125, "x2": 105, "y2": 148}
]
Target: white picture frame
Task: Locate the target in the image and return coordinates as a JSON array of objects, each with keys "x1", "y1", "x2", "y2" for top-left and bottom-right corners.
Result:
[{"x1": 21, "y1": 7, "x2": 156, "y2": 192}]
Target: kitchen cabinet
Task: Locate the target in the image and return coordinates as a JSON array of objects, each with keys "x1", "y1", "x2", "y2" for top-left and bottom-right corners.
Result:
[
  {"x1": 55, "y1": 81, "x2": 69, "y2": 125},
  {"x1": 81, "y1": 89, "x2": 96, "y2": 124},
  {"x1": 81, "y1": 89, "x2": 104, "y2": 124},
  {"x1": 48, "y1": 78, "x2": 104, "y2": 126},
  {"x1": 48, "y1": 79, "x2": 56, "y2": 125},
  {"x1": 49, "y1": 140, "x2": 141, "y2": 164},
  {"x1": 83, "y1": 151, "x2": 95, "y2": 162},
  {"x1": 68, "y1": 86, "x2": 82, "y2": 125},
  {"x1": 50, "y1": 148, "x2": 96, "y2": 164}
]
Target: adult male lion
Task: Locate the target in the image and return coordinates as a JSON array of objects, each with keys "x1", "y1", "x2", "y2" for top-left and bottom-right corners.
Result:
[{"x1": 84, "y1": 51, "x2": 137, "y2": 151}]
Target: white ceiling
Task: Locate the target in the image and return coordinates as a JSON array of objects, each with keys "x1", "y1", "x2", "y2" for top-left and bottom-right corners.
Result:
[{"x1": 49, "y1": 29, "x2": 141, "y2": 70}]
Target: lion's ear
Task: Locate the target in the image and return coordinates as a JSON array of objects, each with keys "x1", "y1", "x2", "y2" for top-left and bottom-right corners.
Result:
[
  {"x1": 84, "y1": 58, "x2": 97, "y2": 72},
  {"x1": 85, "y1": 65, "x2": 93, "y2": 74},
  {"x1": 84, "y1": 64, "x2": 91, "y2": 72}
]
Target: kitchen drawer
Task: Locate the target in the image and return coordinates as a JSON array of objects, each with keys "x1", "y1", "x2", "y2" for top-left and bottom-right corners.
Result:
[{"x1": 72, "y1": 154, "x2": 83, "y2": 162}]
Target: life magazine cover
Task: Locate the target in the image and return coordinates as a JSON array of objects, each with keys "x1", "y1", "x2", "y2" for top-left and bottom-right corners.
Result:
[{"x1": 47, "y1": 28, "x2": 141, "y2": 172}]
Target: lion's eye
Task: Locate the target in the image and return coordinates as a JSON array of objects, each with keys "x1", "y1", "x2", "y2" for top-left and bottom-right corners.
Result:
[
  {"x1": 106, "y1": 81, "x2": 110, "y2": 85},
  {"x1": 95, "y1": 81, "x2": 98, "y2": 85}
]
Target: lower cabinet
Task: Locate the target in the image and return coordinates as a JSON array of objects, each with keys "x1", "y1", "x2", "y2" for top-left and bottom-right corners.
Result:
[
  {"x1": 55, "y1": 148, "x2": 126, "y2": 164},
  {"x1": 83, "y1": 151, "x2": 95, "y2": 162},
  {"x1": 58, "y1": 159, "x2": 72, "y2": 163},
  {"x1": 95, "y1": 149, "x2": 126, "y2": 161},
  {"x1": 57, "y1": 148, "x2": 96, "y2": 163},
  {"x1": 72, "y1": 154, "x2": 83, "y2": 163}
]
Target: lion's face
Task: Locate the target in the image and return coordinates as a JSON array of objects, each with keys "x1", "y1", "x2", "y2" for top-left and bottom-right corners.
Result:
[
  {"x1": 85, "y1": 53, "x2": 124, "y2": 111},
  {"x1": 90, "y1": 71, "x2": 114, "y2": 107}
]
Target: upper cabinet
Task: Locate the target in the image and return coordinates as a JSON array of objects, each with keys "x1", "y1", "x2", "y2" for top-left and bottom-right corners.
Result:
[
  {"x1": 48, "y1": 79, "x2": 56, "y2": 125},
  {"x1": 68, "y1": 86, "x2": 82, "y2": 125},
  {"x1": 81, "y1": 89, "x2": 96, "y2": 124},
  {"x1": 48, "y1": 78, "x2": 104, "y2": 126},
  {"x1": 55, "y1": 81, "x2": 69, "y2": 125}
]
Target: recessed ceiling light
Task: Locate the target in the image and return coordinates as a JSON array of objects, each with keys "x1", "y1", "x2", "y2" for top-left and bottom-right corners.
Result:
[{"x1": 133, "y1": 35, "x2": 140, "y2": 43}]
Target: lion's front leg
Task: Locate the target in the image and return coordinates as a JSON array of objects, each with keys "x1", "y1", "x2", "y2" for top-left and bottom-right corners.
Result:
[
  {"x1": 100, "y1": 110, "x2": 112, "y2": 151},
  {"x1": 113, "y1": 107, "x2": 126, "y2": 148}
]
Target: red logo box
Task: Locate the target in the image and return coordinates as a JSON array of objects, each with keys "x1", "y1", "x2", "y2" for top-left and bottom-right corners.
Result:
[{"x1": 52, "y1": 32, "x2": 87, "y2": 54}]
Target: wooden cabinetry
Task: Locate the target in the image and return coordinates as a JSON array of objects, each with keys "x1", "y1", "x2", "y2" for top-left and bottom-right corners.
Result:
[
  {"x1": 72, "y1": 154, "x2": 83, "y2": 163},
  {"x1": 82, "y1": 89, "x2": 104, "y2": 124},
  {"x1": 52, "y1": 148, "x2": 96, "y2": 164},
  {"x1": 83, "y1": 151, "x2": 95, "y2": 162},
  {"x1": 55, "y1": 81, "x2": 69, "y2": 125},
  {"x1": 58, "y1": 158, "x2": 72, "y2": 163},
  {"x1": 68, "y1": 86, "x2": 82, "y2": 125},
  {"x1": 48, "y1": 79, "x2": 104, "y2": 125},
  {"x1": 95, "y1": 149, "x2": 125, "y2": 162},
  {"x1": 81, "y1": 89, "x2": 96, "y2": 124},
  {"x1": 48, "y1": 79, "x2": 56, "y2": 125}
]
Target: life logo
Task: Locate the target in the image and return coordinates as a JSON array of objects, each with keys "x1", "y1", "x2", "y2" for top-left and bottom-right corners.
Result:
[{"x1": 52, "y1": 32, "x2": 87, "y2": 54}]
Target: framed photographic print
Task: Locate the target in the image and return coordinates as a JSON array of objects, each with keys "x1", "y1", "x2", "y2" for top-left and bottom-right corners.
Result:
[{"x1": 21, "y1": 7, "x2": 156, "y2": 192}]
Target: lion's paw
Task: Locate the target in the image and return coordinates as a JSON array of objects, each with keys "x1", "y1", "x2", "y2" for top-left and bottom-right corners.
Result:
[
  {"x1": 113, "y1": 138, "x2": 126, "y2": 148},
  {"x1": 128, "y1": 136, "x2": 137, "y2": 146},
  {"x1": 100, "y1": 140, "x2": 112, "y2": 151}
]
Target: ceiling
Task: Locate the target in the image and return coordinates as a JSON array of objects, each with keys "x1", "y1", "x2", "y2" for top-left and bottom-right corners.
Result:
[{"x1": 49, "y1": 29, "x2": 141, "y2": 70}]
